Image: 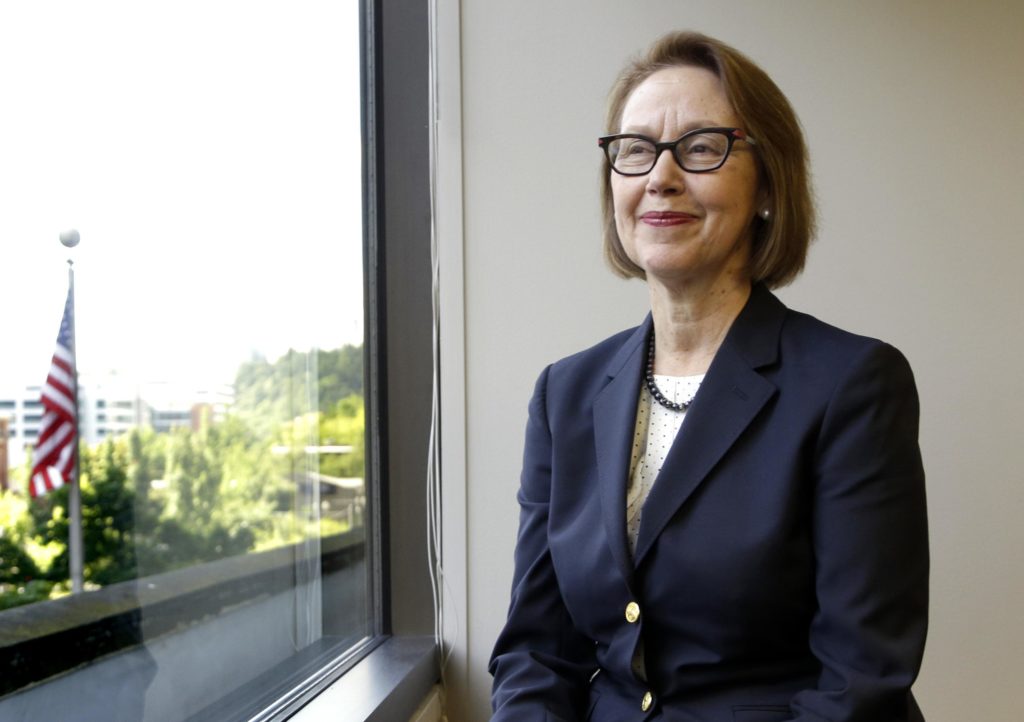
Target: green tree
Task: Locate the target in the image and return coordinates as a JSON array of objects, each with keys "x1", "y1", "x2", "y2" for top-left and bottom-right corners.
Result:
[
  {"x1": 233, "y1": 345, "x2": 364, "y2": 438},
  {"x1": 83, "y1": 439, "x2": 139, "y2": 585},
  {"x1": 318, "y1": 394, "x2": 366, "y2": 480},
  {"x1": 28, "y1": 439, "x2": 139, "y2": 586},
  {"x1": 0, "y1": 531, "x2": 50, "y2": 609},
  {"x1": 4, "y1": 345, "x2": 364, "y2": 610},
  {"x1": 0, "y1": 534, "x2": 41, "y2": 584},
  {"x1": 317, "y1": 345, "x2": 364, "y2": 407},
  {"x1": 0, "y1": 473, "x2": 59, "y2": 608}
]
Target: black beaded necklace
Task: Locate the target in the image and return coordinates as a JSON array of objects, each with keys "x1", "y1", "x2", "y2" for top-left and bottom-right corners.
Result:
[{"x1": 644, "y1": 333, "x2": 695, "y2": 412}]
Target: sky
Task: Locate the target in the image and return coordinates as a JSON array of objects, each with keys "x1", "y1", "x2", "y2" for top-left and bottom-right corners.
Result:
[{"x1": 0, "y1": 1, "x2": 364, "y2": 390}]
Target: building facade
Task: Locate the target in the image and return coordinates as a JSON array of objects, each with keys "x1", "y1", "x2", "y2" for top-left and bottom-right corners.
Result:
[{"x1": 0, "y1": 373, "x2": 233, "y2": 477}]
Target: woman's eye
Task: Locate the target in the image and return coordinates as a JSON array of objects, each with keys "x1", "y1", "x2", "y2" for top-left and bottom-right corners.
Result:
[
  {"x1": 686, "y1": 142, "x2": 714, "y2": 155},
  {"x1": 622, "y1": 143, "x2": 652, "y2": 157},
  {"x1": 683, "y1": 134, "x2": 726, "y2": 157}
]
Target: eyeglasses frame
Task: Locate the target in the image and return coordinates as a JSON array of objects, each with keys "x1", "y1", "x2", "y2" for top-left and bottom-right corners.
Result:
[{"x1": 598, "y1": 127, "x2": 757, "y2": 176}]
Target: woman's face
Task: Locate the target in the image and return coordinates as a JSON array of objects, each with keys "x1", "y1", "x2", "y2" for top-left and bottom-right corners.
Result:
[{"x1": 612, "y1": 65, "x2": 762, "y2": 289}]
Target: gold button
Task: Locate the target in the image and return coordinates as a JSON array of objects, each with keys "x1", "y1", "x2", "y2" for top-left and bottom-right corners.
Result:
[
  {"x1": 641, "y1": 690, "x2": 653, "y2": 711},
  {"x1": 625, "y1": 601, "x2": 640, "y2": 624}
]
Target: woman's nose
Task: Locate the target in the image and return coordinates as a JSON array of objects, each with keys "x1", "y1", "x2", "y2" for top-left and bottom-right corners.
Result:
[{"x1": 645, "y1": 148, "x2": 685, "y2": 195}]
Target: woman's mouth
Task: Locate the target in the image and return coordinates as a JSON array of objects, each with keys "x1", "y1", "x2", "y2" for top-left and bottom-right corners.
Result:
[{"x1": 640, "y1": 211, "x2": 698, "y2": 227}]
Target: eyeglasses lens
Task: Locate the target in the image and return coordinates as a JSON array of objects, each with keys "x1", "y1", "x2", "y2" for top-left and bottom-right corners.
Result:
[
  {"x1": 678, "y1": 132, "x2": 730, "y2": 170},
  {"x1": 608, "y1": 131, "x2": 731, "y2": 174},
  {"x1": 609, "y1": 138, "x2": 657, "y2": 173}
]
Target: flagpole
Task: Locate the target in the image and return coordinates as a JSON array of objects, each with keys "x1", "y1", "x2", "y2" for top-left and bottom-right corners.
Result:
[{"x1": 61, "y1": 230, "x2": 84, "y2": 595}]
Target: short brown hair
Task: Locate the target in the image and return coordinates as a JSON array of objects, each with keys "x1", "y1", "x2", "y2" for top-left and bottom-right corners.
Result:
[{"x1": 602, "y1": 31, "x2": 815, "y2": 288}]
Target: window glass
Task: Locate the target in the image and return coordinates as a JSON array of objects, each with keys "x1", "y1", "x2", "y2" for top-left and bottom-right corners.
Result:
[{"x1": 0, "y1": 1, "x2": 370, "y2": 719}]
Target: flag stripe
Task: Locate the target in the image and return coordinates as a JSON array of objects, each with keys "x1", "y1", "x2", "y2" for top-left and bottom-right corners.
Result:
[
  {"x1": 33, "y1": 419, "x2": 73, "y2": 462},
  {"x1": 56, "y1": 438, "x2": 75, "y2": 471},
  {"x1": 42, "y1": 385, "x2": 76, "y2": 418},
  {"x1": 46, "y1": 466, "x2": 65, "y2": 490},
  {"x1": 30, "y1": 288, "x2": 77, "y2": 499},
  {"x1": 52, "y1": 344, "x2": 74, "y2": 369},
  {"x1": 47, "y1": 362, "x2": 75, "y2": 392}
]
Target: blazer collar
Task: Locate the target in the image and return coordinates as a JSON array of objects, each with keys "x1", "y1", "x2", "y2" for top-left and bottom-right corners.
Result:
[
  {"x1": 714, "y1": 282, "x2": 785, "y2": 370},
  {"x1": 593, "y1": 319, "x2": 650, "y2": 584},
  {"x1": 593, "y1": 284, "x2": 786, "y2": 575}
]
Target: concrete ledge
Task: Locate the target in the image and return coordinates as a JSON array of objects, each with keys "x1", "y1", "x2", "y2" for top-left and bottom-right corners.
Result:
[{"x1": 0, "y1": 531, "x2": 364, "y2": 698}]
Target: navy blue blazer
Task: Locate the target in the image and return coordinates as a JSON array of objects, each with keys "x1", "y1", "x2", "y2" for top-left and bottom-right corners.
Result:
[{"x1": 490, "y1": 285, "x2": 928, "y2": 722}]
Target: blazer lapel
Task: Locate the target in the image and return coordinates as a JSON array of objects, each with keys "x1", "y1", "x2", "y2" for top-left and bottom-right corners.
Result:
[
  {"x1": 592, "y1": 317, "x2": 650, "y2": 585},
  {"x1": 633, "y1": 285, "x2": 785, "y2": 565}
]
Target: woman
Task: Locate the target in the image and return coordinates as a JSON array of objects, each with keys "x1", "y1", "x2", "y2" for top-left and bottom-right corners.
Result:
[{"x1": 489, "y1": 31, "x2": 928, "y2": 722}]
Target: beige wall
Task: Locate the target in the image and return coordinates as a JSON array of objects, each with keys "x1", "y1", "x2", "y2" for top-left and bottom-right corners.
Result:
[{"x1": 441, "y1": 1, "x2": 1024, "y2": 719}]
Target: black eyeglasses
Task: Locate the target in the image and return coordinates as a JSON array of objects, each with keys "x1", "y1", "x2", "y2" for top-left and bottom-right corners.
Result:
[{"x1": 598, "y1": 127, "x2": 756, "y2": 176}]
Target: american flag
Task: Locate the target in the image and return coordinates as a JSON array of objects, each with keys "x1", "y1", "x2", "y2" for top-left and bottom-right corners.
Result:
[{"x1": 30, "y1": 288, "x2": 77, "y2": 498}]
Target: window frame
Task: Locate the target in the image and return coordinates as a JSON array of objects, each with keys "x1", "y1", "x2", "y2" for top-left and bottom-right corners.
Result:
[
  {"x1": 0, "y1": 0, "x2": 437, "y2": 717},
  {"x1": 253, "y1": 0, "x2": 438, "y2": 715},
  {"x1": 282, "y1": 0, "x2": 439, "y2": 716}
]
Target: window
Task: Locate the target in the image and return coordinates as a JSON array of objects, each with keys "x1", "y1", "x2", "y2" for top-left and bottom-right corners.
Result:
[{"x1": 0, "y1": 0, "x2": 437, "y2": 719}]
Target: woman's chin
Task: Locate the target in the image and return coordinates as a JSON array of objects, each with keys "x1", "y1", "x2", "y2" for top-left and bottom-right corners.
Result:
[{"x1": 636, "y1": 256, "x2": 700, "y2": 283}]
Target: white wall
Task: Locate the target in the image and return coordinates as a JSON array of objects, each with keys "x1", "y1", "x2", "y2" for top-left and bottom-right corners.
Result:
[{"x1": 441, "y1": 1, "x2": 1024, "y2": 719}]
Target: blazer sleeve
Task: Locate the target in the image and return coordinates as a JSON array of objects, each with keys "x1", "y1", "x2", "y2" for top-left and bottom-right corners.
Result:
[
  {"x1": 791, "y1": 342, "x2": 929, "y2": 721},
  {"x1": 489, "y1": 365, "x2": 598, "y2": 721}
]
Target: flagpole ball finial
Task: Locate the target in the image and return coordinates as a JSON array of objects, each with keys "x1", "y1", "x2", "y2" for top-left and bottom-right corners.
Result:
[{"x1": 59, "y1": 229, "x2": 80, "y2": 248}]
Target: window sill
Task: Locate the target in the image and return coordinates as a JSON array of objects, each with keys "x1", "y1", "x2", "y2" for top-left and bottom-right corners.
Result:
[{"x1": 289, "y1": 636, "x2": 437, "y2": 722}]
